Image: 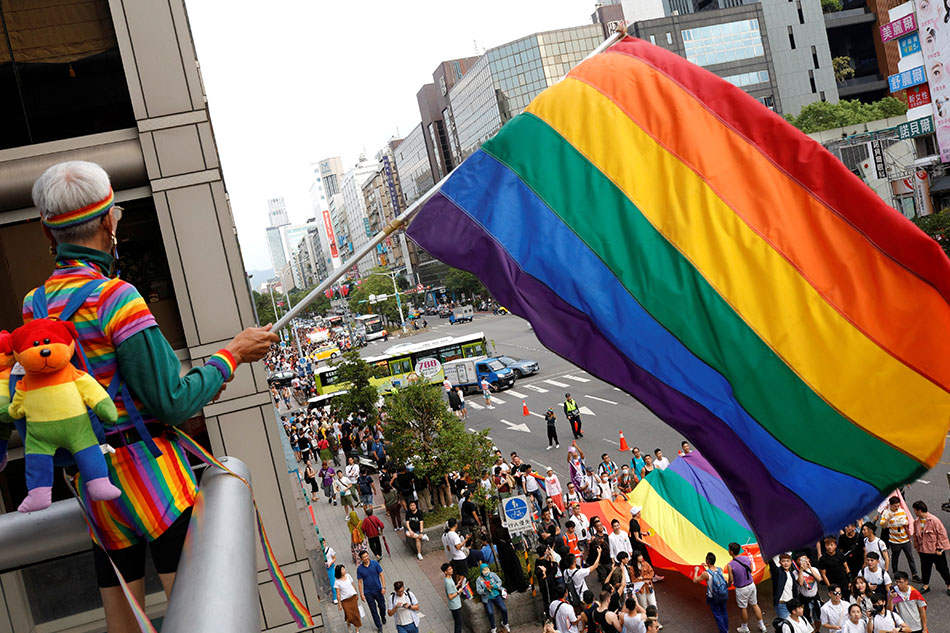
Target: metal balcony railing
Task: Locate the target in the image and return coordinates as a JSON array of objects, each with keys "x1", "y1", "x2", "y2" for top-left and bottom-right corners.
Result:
[{"x1": 0, "y1": 457, "x2": 259, "y2": 633}]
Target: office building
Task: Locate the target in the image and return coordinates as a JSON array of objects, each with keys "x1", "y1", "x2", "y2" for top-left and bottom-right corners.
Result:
[
  {"x1": 617, "y1": 0, "x2": 838, "y2": 115},
  {"x1": 449, "y1": 24, "x2": 605, "y2": 161},
  {"x1": 824, "y1": 0, "x2": 894, "y2": 102},
  {"x1": 363, "y1": 141, "x2": 419, "y2": 278},
  {"x1": 316, "y1": 157, "x2": 345, "y2": 271},
  {"x1": 265, "y1": 225, "x2": 288, "y2": 275},
  {"x1": 267, "y1": 196, "x2": 290, "y2": 227},
  {"x1": 283, "y1": 223, "x2": 315, "y2": 289},
  {"x1": 339, "y1": 157, "x2": 378, "y2": 274},
  {"x1": 0, "y1": 0, "x2": 322, "y2": 630},
  {"x1": 417, "y1": 57, "x2": 480, "y2": 180},
  {"x1": 628, "y1": 3, "x2": 784, "y2": 111}
]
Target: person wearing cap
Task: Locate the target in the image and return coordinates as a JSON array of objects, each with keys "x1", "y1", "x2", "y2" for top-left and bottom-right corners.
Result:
[
  {"x1": 544, "y1": 407, "x2": 560, "y2": 450},
  {"x1": 563, "y1": 393, "x2": 583, "y2": 438},
  {"x1": 24, "y1": 161, "x2": 277, "y2": 632},
  {"x1": 629, "y1": 506, "x2": 663, "y2": 580},
  {"x1": 581, "y1": 465, "x2": 601, "y2": 501},
  {"x1": 544, "y1": 467, "x2": 565, "y2": 513}
]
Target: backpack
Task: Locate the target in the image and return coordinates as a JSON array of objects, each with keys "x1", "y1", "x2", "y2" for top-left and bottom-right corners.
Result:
[
  {"x1": 565, "y1": 569, "x2": 583, "y2": 608},
  {"x1": 9, "y1": 279, "x2": 162, "y2": 466},
  {"x1": 708, "y1": 568, "x2": 729, "y2": 602}
]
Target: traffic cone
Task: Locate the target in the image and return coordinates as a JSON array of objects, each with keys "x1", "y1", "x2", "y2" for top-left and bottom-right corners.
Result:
[
  {"x1": 619, "y1": 430, "x2": 629, "y2": 452},
  {"x1": 522, "y1": 400, "x2": 530, "y2": 417}
]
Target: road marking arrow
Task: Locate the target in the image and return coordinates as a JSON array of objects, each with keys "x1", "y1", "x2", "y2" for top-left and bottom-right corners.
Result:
[
  {"x1": 500, "y1": 418, "x2": 532, "y2": 433},
  {"x1": 578, "y1": 406, "x2": 596, "y2": 416}
]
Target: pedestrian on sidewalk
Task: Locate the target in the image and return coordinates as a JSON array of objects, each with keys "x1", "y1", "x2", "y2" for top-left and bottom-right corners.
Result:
[
  {"x1": 693, "y1": 552, "x2": 729, "y2": 633},
  {"x1": 911, "y1": 500, "x2": 950, "y2": 595},
  {"x1": 475, "y1": 563, "x2": 509, "y2": 633},
  {"x1": 382, "y1": 479, "x2": 403, "y2": 531},
  {"x1": 357, "y1": 469, "x2": 377, "y2": 508},
  {"x1": 386, "y1": 581, "x2": 422, "y2": 633},
  {"x1": 443, "y1": 563, "x2": 465, "y2": 633},
  {"x1": 304, "y1": 460, "x2": 319, "y2": 501},
  {"x1": 336, "y1": 470, "x2": 357, "y2": 515},
  {"x1": 545, "y1": 408, "x2": 560, "y2": 449},
  {"x1": 357, "y1": 551, "x2": 387, "y2": 633},
  {"x1": 442, "y1": 518, "x2": 473, "y2": 578},
  {"x1": 324, "y1": 542, "x2": 338, "y2": 604},
  {"x1": 349, "y1": 510, "x2": 369, "y2": 563},
  {"x1": 335, "y1": 565, "x2": 362, "y2": 632},
  {"x1": 362, "y1": 506, "x2": 386, "y2": 560},
  {"x1": 404, "y1": 500, "x2": 429, "y2": 561},
  {"x1": 319, "y1": 462, "x2": 337, "y2": 505}
]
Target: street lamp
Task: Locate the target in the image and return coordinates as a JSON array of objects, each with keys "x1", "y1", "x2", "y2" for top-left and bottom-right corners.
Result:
[{"x1": 364, "y1": 270, "x2": 407, "y2": 333}]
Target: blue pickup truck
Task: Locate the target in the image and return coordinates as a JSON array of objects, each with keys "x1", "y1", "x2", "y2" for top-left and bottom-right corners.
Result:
[{"x1": 442, "y1": 356, "x2": 515, "y2": 392}]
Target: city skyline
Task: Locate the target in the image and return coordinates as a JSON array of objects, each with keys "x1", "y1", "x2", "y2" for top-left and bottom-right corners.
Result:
[{"x1": 184, "y1": 0, "x2": 593, "y2": 272}]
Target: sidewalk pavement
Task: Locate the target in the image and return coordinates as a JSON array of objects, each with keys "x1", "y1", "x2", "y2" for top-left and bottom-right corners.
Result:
[{"x1": 276, "y1": 403, "x2": 463, "y2": 633}]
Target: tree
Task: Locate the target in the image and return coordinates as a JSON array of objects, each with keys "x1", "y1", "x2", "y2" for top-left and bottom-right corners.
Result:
[
  {"x1": 786, "y1": 97, "x2": 908, "y2": 134},
  {"x1": 821, "y1": 0, "x2": 842, "y2": 13},
  {"x1": 329, "y1": 350, "x2": 381, "y2": 422},
  {"x1": 253, "y1": 290, "x2": 277, "y2": 325},
  {"x1": 347, "y1": 267, "x2": 404, "y2": 324},
  {"x1": 445, "y1": 268, "x2": 486, "y2": 299},
  {"x1": 833, "y1": 56, "x2": 855, "y2": 82},
  {"x1": 383, "y1": 380, "x2": 494, "y2": 485},
  {"x1": 912, "y1": 209, "x2": 950, "y2": 257}
]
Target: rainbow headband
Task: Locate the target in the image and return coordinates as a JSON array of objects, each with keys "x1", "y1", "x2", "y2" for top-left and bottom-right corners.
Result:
[{"x1": 42, "y1": 189, "x2": 114, "y2": 229}]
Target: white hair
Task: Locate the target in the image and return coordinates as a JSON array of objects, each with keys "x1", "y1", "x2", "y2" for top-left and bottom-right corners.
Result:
[{"x1": 32, "y1": 161, "x2": 112, "y2": 244}]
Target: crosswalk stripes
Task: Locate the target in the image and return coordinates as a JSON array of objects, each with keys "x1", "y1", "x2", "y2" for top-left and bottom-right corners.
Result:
[
  {"x1": 563, "y1": 374, "x2": 590, "y2": 383},
  {"x1": 489, "y1": 396, "x2": 506, "y2": 405},
  {"x1": 543, "y1": 379, "x2": 570, "y2": 388},
  {"x1": 528, "y1": 411, "x2": 545, "y2": 418},
  {"x1": 585, "y1": 395, "x2": 618, "y2": 405},
  {"x1": 468, "y1": 401, "x2": 485, "y2": 410},
  {"x1": 507, "y1": 389, "x2": 528, "y2": 398},
  {"x1": 524, "y1": 384, "x2": 548, "y2": 393}
]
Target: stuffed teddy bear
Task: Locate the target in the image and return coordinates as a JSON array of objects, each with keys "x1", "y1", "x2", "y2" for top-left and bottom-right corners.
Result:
[
  {"x1": 6, "y1": 318, "x2": 122, "y2": 512},
  {"x1": 0, "y1": 330, "x2": 14, "y2": 470}
]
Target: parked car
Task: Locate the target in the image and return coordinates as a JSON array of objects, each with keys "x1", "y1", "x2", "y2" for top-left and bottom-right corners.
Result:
[
  {"x1": 438, "y1": 305, "x2": 452, "y2": 318},
  {"x1": 266, "y1": 371, "x2": 297, "y2": 387},
  {"x1": 495, "y1": 356, "x2": 540, "y2": 379}
]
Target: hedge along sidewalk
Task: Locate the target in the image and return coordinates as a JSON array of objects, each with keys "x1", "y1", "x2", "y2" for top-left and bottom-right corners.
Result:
[{"x1": 305, "y1": 467, "x2": 460, "y2": 631}]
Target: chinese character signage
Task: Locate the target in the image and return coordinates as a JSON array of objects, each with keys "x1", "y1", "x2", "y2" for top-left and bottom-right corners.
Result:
[
  {"x1": 322, "y1": 208, "x2": 339, "y2": 259},
  {"x1": 897, "y1": 115, "x2": 934, "y2": 139},
  {"x1": 906, "y1": 84, "x2": 932, "y2": 108},
  {"x1": 900, "y1": 32, "x2": 921, "y2": 56},
  {"x1": 916, "y1": 1, "x2": 950, "y2": 162},
  {"x1": 871, "y1": 141, "x2": 888, "y2": 180},
  {"x1": 888, "y1": 65, "x2": 928, "y2": 92},
  {"x1": 880, "y1": 12, "x2": 917, "y2": 42}
]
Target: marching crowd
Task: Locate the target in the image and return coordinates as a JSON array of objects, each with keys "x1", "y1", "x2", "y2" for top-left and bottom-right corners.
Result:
[{"x1": 267, "y1": 341, "x2": 950, "y2": 633}]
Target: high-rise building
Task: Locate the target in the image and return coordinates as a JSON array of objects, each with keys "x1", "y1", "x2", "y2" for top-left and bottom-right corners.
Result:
[
  {"x1": 267, "y1": 196, "x2": 290, "y2": 227},
  {"x1": 283, "y1": 223, "x2": 315, "y2": 289},
  {"x1": 448, "y1": 24, "x2": 606, "y2": 161},
  {"x1": 0, "y1": 0, "x2": 321, "y2": 629},
  {"x1": 615, "y1": 0, "x2": 839, "y2": 115},
  {"x1": 823, "y1": 0, "x2": 893, "y2": 103},
  {"x1": 363, "y1": 140, "x2": 419, "y2": 278},
  {"x1": 316, "y1": 157, "x2": 345, "y2": 271},
  {"x1": 416, "y1": 57, "x2": 480, "y2": 180},
  {"x1": 265, "y1": 225, "x2": 288, "y2": 274},
  {"x1": 339, "y1": 157, "x2": 379, "y2": 274}
]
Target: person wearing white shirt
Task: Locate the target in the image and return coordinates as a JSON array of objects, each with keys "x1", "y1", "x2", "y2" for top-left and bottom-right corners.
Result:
[
  {"x1": 840, "y1": 604, "x2": 868, "y2": 633},
  {"x1": 868, "y1": 597, "x2": 910, "y2": 633},
  {"x1": 565, "y1": 548, "x2": 600, "y2": 597},
  {"x1": 783, "y1": 600, "x2": 813, "y2": 633},
  {"x1": 550, "y1": 585, "x2": 580, "y2": 633},
  {"x1": 568, "y1": 504, "x2": 590, "y2": 549},
  {"x1": 862, "y1": 522, "x2": 890, "y2": 572},
  {"x1": 858, "y1": 552, "x2": 892, "y2": 596},
  {"x1": 386, "y1": 581, "x2": 422, "y2": 632},
  {"x1": 345, "y1": 456, "x2": 360, "y2": 481},
  {"x1": 652, "y1": 449, "x2": 670, "y2": 470},
  {"x1": 609, "y1": 519, "x2": 634, "y2": 561},
  {"x1": 819, "y1": 586, "x2": 849, "y2": 632}
]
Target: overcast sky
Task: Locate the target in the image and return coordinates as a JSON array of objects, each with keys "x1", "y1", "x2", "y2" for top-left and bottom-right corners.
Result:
[{"x1": 183, "y1": 0, "x2": 595, "y2": 273}]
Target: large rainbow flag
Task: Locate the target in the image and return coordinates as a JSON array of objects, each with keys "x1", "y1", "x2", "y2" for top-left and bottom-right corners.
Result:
[
  {"x1": 406, "y1": 36, "x2": 950, "y2": 554},
  {"x1": 579, "y1": 453, "x2": 768, "y2": 583}
]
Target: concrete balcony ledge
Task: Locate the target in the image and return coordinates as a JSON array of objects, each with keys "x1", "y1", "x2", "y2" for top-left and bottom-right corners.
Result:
[
  {"x1": 837, "y1": 74, "x2": 889, "y2": 97},
  {"x1": 824, "y1": 8, "x2": 877, "y2": 27}
]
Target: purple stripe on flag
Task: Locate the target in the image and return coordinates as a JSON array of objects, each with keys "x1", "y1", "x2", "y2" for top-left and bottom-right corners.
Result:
[
  {"x1": 408, "y1": 192, "x2": 824, "y2": 553},
  {"x1": 670, "y1": 454, "x2": 750, "y2": 530}
]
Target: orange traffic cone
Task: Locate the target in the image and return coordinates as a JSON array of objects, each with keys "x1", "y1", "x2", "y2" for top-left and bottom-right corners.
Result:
[
  {"x1": 619, "y1": 430, "x2": 629, "y2": 452},
  {"x1": 522, "y1": 400, "x2": 530, "y2": 417}
]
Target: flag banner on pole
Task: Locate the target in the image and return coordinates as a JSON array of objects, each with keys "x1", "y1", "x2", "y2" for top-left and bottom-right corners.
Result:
[{"x1": 406, "y1": 36, "x2": 950, "y2": 554}]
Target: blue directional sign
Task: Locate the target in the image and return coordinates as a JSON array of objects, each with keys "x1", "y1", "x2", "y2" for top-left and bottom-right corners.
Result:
[
  {"x1": 504, "y1": 497, "x2": 528, "y2": 520},
  {"x1": 501, "y1": 495, "x2": 533, "y2": 532},
  {"x1": 899, "y1": 33, "x2": 921, "y2": 57},
  {"x1": 889, "y1": 65, "x2": 927, "y2": 93}
]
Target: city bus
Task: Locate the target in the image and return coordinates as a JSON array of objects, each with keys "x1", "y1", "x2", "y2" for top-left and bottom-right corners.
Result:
[
  {"x1": 312, "y1": 331, "x2": 493, "y2": 395},
  {"x1": 354, "y1": 314, "x2": 388, "y2": 342},
  {"x1": 324, "y1": 314, "x2": 344, "y2": 328}
]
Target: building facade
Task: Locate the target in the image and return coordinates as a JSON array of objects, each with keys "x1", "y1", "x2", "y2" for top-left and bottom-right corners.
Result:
[
  {"x1": 417, "y1": 57, "x2": 480, "y2": 181},
  {"x1": 338, "y1": 158, "x2": 378, "y2": 274},
  {"x1": 267, "y1": 196, "x2": 289, "y2": 227},
  {"x1": 316, "y1": 157, "x2": 345, "y2": 271},
  {"x1": 265, "y1": 225, "x2": 287, "y2": 275},
  {"x1": 0, "y1": 0, "x2": 323, "y2": 631}
]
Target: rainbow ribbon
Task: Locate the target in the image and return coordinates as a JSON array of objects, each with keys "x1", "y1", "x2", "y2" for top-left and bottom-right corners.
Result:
[
  {"x1": 42, "y1": 189, "x2": 114, "y2": 229},
  {"x1": 173, "y1": 429, "x2": 315, "y2": 628}
]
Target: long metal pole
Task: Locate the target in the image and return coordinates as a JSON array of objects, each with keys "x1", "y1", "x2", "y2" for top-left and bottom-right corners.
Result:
[
  {"x1": 0, "y1": 499, "x2": 88, "y2": 572},
  {"x1": 391, "y1": 270, "x2": 406, "y2": 333},
  {"x1": 163, "y1": 457, "x2": 259, "y2": 633},
  {"x1": 272, "y1": 28, "x2": 624, "y2": 334}
]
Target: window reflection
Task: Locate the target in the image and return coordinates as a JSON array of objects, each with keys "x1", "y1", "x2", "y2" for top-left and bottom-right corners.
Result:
[{"x1": 682, "y1": 19, "x2": 765, "y2": 67}]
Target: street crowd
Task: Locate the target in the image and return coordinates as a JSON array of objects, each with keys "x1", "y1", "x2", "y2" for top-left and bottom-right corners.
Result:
[{"x1": 266, "y1": 342, "x2": 950, "y2": 633}]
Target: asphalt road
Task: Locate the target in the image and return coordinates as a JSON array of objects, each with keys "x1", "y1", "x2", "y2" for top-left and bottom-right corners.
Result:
[{"x1": 361, "y1": 312, "x2": 950, "y2": 631}]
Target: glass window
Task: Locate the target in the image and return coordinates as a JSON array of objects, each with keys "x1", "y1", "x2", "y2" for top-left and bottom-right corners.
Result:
[{"x1": 681, "y1": 19, "x2": 765, "y2": 67}]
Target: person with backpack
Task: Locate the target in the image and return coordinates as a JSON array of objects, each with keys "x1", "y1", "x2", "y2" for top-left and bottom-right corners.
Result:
[
  {"x1": 22, "y1": 161, "x2": 278, "y2": 633},
  {"x1": 780, "y1": 599, "x2": 813, "y2": 633},
  {"x1": 562, "y1": 550, "x2": 601, "y2": 612},
  {"x1": 386, "y1": 581, "x2": 422, "y2": 633},
  {"x1": 549, "y1": 584, "x2": 580, "y2": 633},
  {"x1": 726, "y1": 542, "x2": 768, "y2": 633},
  {"x1": 868, "y1": 595, "x2": 910, "y2": 633},
  {"x1": 694, "y1": 551, "x2": 730, "y2": 633}
]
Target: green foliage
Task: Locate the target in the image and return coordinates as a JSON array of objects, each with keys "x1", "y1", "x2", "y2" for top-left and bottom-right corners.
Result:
[
  {"x1": 786, "y1": 97, "x2": 908, "y2": 134},
  {"x1": 833, "y1": 56, "x2": 855, "y2": 82},
  {"x1": 383, "y1": 380, "x2": 495, "y2": 483},
  {"x1": 253, "y1": 290, "x2": 277, "y2": 325},
  {"x1": 348, "y1": 267, "x2": 404, "y2": 324},
  {"x1": 444, "y1": 268, "x2": 486, "y2": 298},
  {"x1": 471, "y1": 482, "x2": 499, "y2": 515},
  {"x1": 821, "y1": 0, "x2": 842, "y2": 13},
  {"x1": 288, "y1": 287, "x2": 331, "y2": 317},
  {"x1": 329, "y1": 350, "x2": 380, "y2": 422},
  {"x1": 423, "y1": 504, "x2": 460, "y2": 525},
  {"x1": 911, "y1": 209, "x2": 950, "y2": 257}
]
